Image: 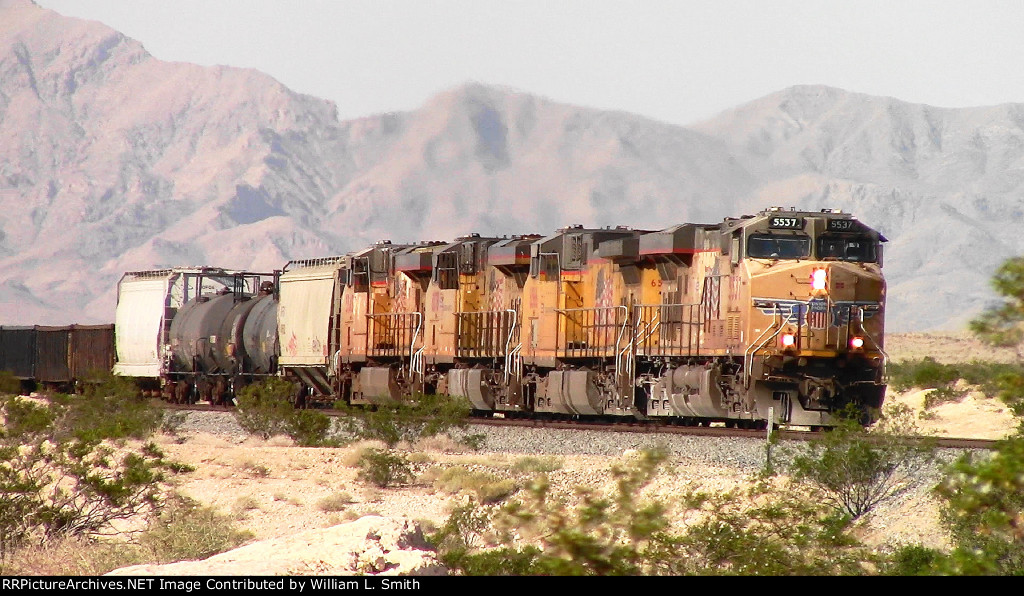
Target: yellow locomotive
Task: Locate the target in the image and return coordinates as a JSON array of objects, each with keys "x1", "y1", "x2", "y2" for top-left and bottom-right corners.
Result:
[{"x1": 270, "y1": 207, "x2": 886, "y2": 427}]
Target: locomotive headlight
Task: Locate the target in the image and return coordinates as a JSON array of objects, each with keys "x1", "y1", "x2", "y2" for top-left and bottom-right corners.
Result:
[
  {"x1": 810, "y1": 267, "x2": 828, "y2": 294},
  {"x1": 850, "y1": 336, "x2": 865, "y2": 350},
  {"x1": 780, "y1": 333, "x2": 797, "y2": 348}
]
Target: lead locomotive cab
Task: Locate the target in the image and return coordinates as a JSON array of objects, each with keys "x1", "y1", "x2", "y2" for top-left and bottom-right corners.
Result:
[{"x1": 736, "y1": 207, "x2": 887, "y2": 426}]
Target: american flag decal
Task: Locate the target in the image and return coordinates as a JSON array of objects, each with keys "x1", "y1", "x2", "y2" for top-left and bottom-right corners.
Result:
[
  {"x1": 753, "y1": 298, "x2": 881, "y2": 328},
  {"x1": 806, "y1": 299, "x2": 829, "y2": 329}
]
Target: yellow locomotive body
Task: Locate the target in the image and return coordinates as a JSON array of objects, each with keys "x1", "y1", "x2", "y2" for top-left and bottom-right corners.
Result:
[{"x1": 275, "y1": 207, "x2": 886, "y2": 427}]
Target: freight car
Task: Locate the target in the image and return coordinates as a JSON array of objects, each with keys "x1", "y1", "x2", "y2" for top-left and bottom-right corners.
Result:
[
  {"x1": 110, "y1": 207, "x2": 887, "y2": 427},
  {"x1": 112, "y1": 267, "x2": 279, "y2": 404},
  {"x1": 0, "y1": 324, "x2": 115, "y2": 392}
]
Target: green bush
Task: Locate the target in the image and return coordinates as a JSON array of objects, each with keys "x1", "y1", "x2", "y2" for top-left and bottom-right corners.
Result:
[
  {"x1": 338, "y1": 393, "x2": 472, "y2": 448},
  {"x1": 233, "y1": 378, "x2": 299, "y2": 440},
  {"x1": 356, "y1": 448, "x2": 413, "y2": 488},
  {"x1": 786, "y1": 403, "x2": 933, "y2": 520},
  {"x1": 79, "y1": 370, "x2": 141, "y2": 401},
  {"x1": 286, "y1": 409, "x2": 338, "y2": 447},
  {"x1": 888, "y1": 358, "x2": 963, "y2": 392},
  {"x1": 785, "y1": 404, "x2": 935, "y2": 519},
  {"x1": 923, "y1": 385, "x2": 965, "y2": 409},
  {"x1": 444, "y1": 448, "x2": 677, "y2": 576},
  {"x1": 934, "y1": 434, "x2": 1024, "y2": 575},
  {"x1": 233, "y1": 378, "x2": 346, "y2": 446},
  {"x1": 0, "y1": 395, "x2": 187, "y2": 560},
  {"x1": 0, "y1": 371, "x2": 21, "y2": 395},
  {"x1": 672, "y1": 481, "x2": 871, "y2": 575},
  {"x1": 888, "y1": 358, "x2": 1024, "y2": 407},
  {"x1": 58, "y1": 393, "x2": 162, "y2": 444},
  {"x1": 879, "y1": 544, "x2": 945, "y2": 576}
]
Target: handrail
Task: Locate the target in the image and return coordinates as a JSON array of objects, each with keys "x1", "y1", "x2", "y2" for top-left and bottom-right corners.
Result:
[
  {"x1": 454, "y1": 309, "x2": 518, "y2": 357},
  {"x1": 631, "y1": 302, "x2": 703, "y2": 357},
  {"x1": 554, "y1": 305, "x2": 628, "y2": 356},
  {"x1": 409, "y1": 311, "x2": 423, "y2": 370},
  {"x1": 743, "y1": 306, "x2": 784, "y2": 388},
  {"x1": 505, "y1": 343, "x2": 523, "y2": 385},
  {"x1": 858, "y1": 307, "x2": 889, "y2": 382},
  {"x1": 503, "y1": 308, "x2": 518, "y2": 360},
  {"x1": 411, "y1": 346, "x2": 425, "y2": 383}
]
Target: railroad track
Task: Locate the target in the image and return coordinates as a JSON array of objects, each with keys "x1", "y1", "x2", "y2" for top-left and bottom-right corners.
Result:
[{"x1": 158, "y1": 400, "x2": 999, "y2": 451}]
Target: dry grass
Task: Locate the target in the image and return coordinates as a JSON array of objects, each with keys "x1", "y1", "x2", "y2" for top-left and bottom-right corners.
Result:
[
  {"x1": 317, "y1": 492, "x2": 355, "y2": 512},
  {"x1": 427, "y1": 465, "x2": 519, "y2": 504},
  {"x1": 0, "y1": 537, "x2": 143, "y2": 576}
]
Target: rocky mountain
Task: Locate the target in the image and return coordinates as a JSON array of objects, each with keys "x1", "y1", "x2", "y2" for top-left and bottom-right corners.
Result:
[{"x1": 2, "y1": 0, "x2": 1022, "y2": 332}]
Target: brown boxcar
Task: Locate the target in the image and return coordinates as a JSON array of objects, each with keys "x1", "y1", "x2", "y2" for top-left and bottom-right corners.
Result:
[
  {"x1": 0, "y1": 326, "x2": 37, "y2": 379},
  {"x1": 35, "y1": 326, "x2": 72, "y2": 383},
  {"x1": 69, "y1": 324, "x2": 116, "y2": 381}
]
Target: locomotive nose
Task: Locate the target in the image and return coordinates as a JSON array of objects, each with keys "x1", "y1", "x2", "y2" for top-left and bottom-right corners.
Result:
[{"x1": 750, "y1": 261, "x2": 884, "y2": 355}]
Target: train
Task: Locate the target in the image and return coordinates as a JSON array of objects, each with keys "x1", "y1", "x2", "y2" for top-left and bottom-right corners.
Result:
[
  {"x1": 0, "y1": 324, "x2": 116, "y2": 392},
  {"x1": 103, "y1": 207, "x2": 888, "y2": 428}
]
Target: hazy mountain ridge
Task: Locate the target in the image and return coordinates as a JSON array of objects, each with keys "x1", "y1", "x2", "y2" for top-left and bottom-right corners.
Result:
[
  {"x1": 1, "y1": 0, "x2": 1021, "y2": 331},
  {"x1": 694, "y1": 86, "x2": 1024, "y2": 330}
]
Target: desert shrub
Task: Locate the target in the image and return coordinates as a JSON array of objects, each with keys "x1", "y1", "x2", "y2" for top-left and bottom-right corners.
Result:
[
  {"x1": 672, "y1": 480, "x2": 871, "y2": 575},
  {"x1": 991, "y1": 371, "x2": 1024, "y2": 416},
  {"x1": 458, "y1": 432, "x2": 487, "y2": 451},
  {"x1": 444, "y1": 447, "x2": 677, "y2": 575},
  {"x1": 139, "y1": 495, "x2": 253, "y2": 563},
  {"x1": 337, "y1": 393, "x2": 472, "y2": 448},
  {"x1": 923, "y1": 385, "x2": 966, "y2": 409},
  {"x1": 79, "y1": 369, "x2": 141, "y2": 401},
  {"x1": 238, "y1": 461, "x2": 270, "y2": 477},
  {"x1": 234, "y1": 378, "x2": 343, "y2": 446},
  {"x1": 512, "y1": 456, "x2": 562, "y2": 474},
  {"x1": 0, "y1": 371, "x2": 21, "y2": 395},
  {"x1": 60, "y1": 395, "x2": 162, "y2": 445},
  {"x1": 285, "y1": 408, "x2": 339, "y2": 447},
  {"x1": 426, "y1": 503, "x2": 541, "y2": 575},
  {"x1": 317, "y1": 492, "x2": 355, "y2": 512},
  {"x1": 0, "y1": 395, "x2": 186, "y2": 560},
  {"x1": 432, "y1": 467, "x2": 518, "y2": 504},
  {"x1": 431, "y1": 448, "x2": 876, "y2": 576},
  {"x1": 933, "y1": 434, "x2": 1024, "y2": 575},
  {"x1": 232, "y1": 496, "x2": 261, "y2": 516},
  {"x1": 407, "y1": 451, "x2": 433, "y2": 464},
  {"x1": 878, "y1": 544, "x2": 945, "y2": 576},
  {"x1": 956, "y1": 361, "x2": 1024, "y2": 392},
  {"x1": 0, "y1": 395, "x2": 57, "y2": 436},
  {"x1": 233, "y1": 378, "x2": 298, "y2": 439},
  {"x1": 785, "y1": 404, "x2": 935, "y2": 519},
  {"x1": 356, "y1": 448, "x2": 413, "y2": 488},
  {"x1": 888, "y1": 358, "x2": 962, "y2": 392},
  {"x1": 889, "y1": 358, "x2": 1024, "y2": 406},
  {"x1": 0, "y1": 438, "x2": 176, "y2": 559},
  {"x1": 0, "y1": 535, "x2": 145, "y2": 576}
]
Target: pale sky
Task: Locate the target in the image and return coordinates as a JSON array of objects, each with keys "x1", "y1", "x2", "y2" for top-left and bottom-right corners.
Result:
[{"x1": 33, "y1": 0, "x2": 1024, "y2": 126}]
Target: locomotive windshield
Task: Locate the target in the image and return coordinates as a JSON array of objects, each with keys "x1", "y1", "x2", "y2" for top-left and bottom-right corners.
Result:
[
  {"x1": 817, "y1": 235, "x2": 877, "y2": 262},
  {"x1": 747, "y1": 234, "x2": 811, "y2": 259}
]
